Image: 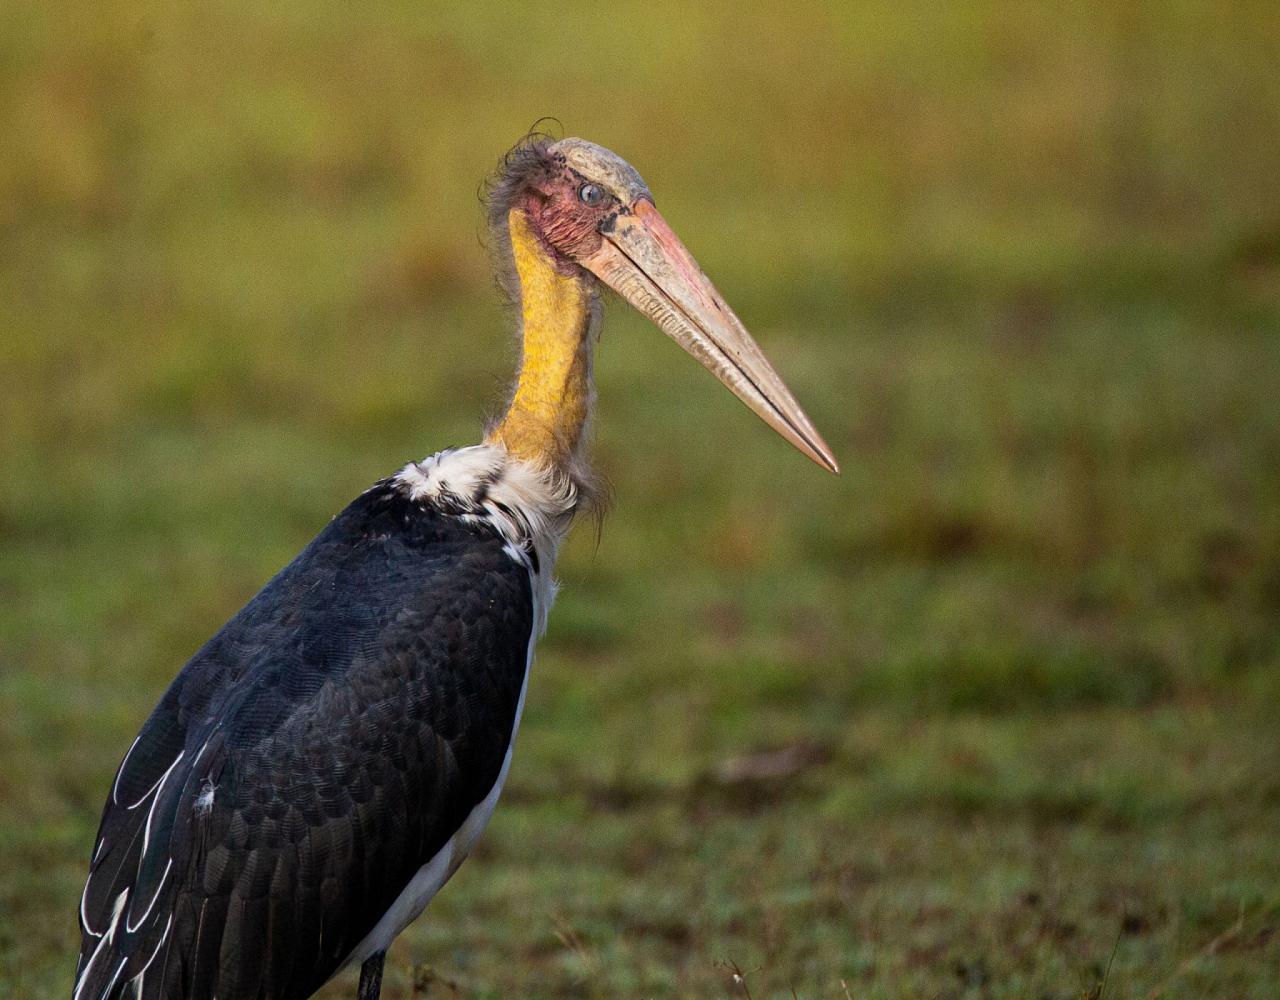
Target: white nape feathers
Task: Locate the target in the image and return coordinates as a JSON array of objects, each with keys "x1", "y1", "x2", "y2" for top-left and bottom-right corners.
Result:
[{"x1": 393, "y1": 444, "x2": 579, "y2": 636}]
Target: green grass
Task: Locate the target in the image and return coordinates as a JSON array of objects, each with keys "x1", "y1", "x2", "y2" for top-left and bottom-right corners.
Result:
[{"x1": 3, "y1": 2, "x2": 1280, "y2": 997}]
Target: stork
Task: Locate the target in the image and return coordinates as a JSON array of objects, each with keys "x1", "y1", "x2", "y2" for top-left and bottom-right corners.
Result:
[{"x1": 73, "y1": 136, "x2": 838, "y2": 1000}]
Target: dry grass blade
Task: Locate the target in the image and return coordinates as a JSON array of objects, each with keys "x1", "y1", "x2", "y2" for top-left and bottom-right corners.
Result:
[
  {"x1": 1142, "y1": 908, "x2": 1247, "y2": 1000},
  {"x1": 716, "y1": 958, "x2": 756, "y2": 999},
  {"x1": 551, "y1": 913, "x2": 596, "y2": 977}
]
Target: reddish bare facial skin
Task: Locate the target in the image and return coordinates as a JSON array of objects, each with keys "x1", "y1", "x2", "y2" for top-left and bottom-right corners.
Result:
[{"x1": 516, "y1": 159, "x2": 622, "y2": 273}]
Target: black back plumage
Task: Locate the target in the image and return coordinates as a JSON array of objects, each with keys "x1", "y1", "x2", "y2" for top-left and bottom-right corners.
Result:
[{"x1": 75, "y1": 479, "x2": 534, "y2": 1000}]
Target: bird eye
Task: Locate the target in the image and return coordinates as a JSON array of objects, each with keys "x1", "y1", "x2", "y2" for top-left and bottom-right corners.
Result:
[{"x1": 578, "y1": 183, "x2": 605, "y2": 206}]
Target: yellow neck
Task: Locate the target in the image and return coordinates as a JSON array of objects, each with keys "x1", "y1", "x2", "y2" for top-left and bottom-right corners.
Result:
[{"x1": 487, "y1": 209, "x2": 596, "y2": 470}]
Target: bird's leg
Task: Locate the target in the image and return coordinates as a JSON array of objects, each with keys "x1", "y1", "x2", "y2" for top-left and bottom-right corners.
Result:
[{"x1": 357, "y1": 952, "x2": 385, "y2": 1000}]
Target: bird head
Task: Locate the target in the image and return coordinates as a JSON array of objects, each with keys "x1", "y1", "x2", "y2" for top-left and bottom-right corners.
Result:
[{"x1": 494, "y1": 136, "x2": 839, "y2": 474}]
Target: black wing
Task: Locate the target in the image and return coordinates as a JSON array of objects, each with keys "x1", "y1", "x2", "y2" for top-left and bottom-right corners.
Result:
[{"x1": 74, "y1": 481, "x2": 533, "y2": 1000}]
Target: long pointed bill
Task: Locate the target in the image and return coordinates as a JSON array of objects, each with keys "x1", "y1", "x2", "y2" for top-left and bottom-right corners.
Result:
[{"x1": 581, "y1": 199, "x2": 839, "y2": 473}]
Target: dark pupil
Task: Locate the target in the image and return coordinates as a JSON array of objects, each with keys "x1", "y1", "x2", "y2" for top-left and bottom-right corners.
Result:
[{"x1": 579, "y1": 184, "x2": 602, "y2": 206}]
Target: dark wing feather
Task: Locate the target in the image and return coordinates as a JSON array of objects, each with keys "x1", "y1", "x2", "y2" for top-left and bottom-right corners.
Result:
[{"x1": 74, "y1": 481, "x2": 533, "y2": 1000}]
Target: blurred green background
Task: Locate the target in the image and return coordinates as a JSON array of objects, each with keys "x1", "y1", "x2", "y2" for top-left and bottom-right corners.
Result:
[{"x1": 2, "y1": 2, "x2": 1279, "y2": 997}]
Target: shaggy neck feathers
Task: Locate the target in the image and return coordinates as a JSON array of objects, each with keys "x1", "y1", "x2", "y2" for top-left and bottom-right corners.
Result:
[
  {"x1": 394, "y1": 445, "x2": 577, "y2": 634},
  {"x1": 486, "y1": 209, "x2": 598, "y2": 473}
]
